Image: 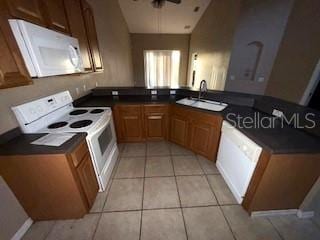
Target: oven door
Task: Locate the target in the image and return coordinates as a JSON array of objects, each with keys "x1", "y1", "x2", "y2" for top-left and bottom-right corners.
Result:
[{"x1": 87, "y1": 115, "x2": 116, "y2": 175}]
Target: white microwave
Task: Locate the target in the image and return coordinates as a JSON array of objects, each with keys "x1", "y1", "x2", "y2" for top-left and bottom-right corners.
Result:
[{"x1": 9, "y1": 19, "x2": 84, "y2": 78}]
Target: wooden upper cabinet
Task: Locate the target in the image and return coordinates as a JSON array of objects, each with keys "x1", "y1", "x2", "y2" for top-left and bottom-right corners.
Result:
[
  {"x1": 0, "y1": 16, "x2": 32, "y2": 89},
  {"x1": 42, "y1": 0, "x2": 70, "y2": 34},
  {"x1": 81, "y1": 0, "x2": 103, "y2": 71},
  {"x1": 64, "y1": 0, "x2": 93, "y2": 72},
  {"x1": 5, "y1": 0, "x2": 70, "y2": 34},
  {"x1": 5, "y1": 0, "x2": 46, "y2": 26}
]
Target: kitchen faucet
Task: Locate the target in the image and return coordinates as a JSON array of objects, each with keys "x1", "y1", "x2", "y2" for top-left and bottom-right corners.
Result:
[{"x1": 198, "y1": 80, "x2": 207, "y2": 101}]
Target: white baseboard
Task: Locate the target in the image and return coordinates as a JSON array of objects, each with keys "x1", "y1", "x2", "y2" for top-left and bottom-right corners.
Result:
[
  {"x1": 11, "y1": 218, "x2": 33, "y2": 240},
  {"x1": 251, "y1": 209, "x2": 298, "y2": 218},
  {"x1": 251, "y1": 209, "x2": 315, "y2": 219},
  {"x1": 297, "y1": 210, "x2": 315, "y2": 219}
]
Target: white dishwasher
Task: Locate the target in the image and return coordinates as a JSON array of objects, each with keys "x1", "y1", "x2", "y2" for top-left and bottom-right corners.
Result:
[{"x1": 216, "y1": 121, "x2": 262, "y2": 204}]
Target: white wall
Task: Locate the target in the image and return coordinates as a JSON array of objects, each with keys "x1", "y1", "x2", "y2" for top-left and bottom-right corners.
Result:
[
  {"x1": 224, "y1": 0, "x2": 294, "y2": 95},
  {"x1": 0, "y1": 177, "x2": 29, "y2": 240},
  {"x1": 300, "y1": 178, "x2": 320, "y2": 224},
  {"x1": 188, "y1": 0, "x2": 241, "y2": 90}
]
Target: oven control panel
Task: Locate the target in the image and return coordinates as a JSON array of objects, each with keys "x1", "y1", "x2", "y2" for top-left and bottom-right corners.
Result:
[{"x1": 12, "y1": 91, "x2": 73, "y2": 124}]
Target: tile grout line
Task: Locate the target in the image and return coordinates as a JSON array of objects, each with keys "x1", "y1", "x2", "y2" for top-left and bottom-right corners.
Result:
[
  {"x1": 44, "y1": 219, "x2": 77, "y2": 240},
  {"x1": 312, "y1": 218, "x2": 320, "y2": 230},
  {"x1": 90, "y1": 151, "x2": 122, "y2": 240},
  {"x1": 90, "y1": 213, "x2": 103, "y2": 240},
  {"x1": 195, "y1": 155, "x2": 238, "y2": 240},
  {"x1": 43, "y1": 221, "x2": 57, "y2": 240},
  {"x1": 266, "y1": 217, "x2": 286, "y2": 240},
  {"x1": 217, "y1": 206, "x2": 238, "y2": 240},
  {"x1": 101, "y1": 154, "x2": 121, "y2": 211},
  {"x1": 113, "y1": 173, "x2": 214, "y2": 180},
  {"x1": 139, "y1": 143, "x2": 147, "y2": 240},
  {"x1": 170, "y1": 153, "x2": 189, "y2": 240},
  {"x1": 195, "y1": 155, "x2": 220, "y2": 206},
  {"x1": 98, "y1": 203, "x2": 240, "y2": 214}
]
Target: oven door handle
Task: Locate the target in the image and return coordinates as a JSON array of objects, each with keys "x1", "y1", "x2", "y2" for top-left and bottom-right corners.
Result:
[{"x1": 88, "y1": 115, "x2": 111, "y2": 137}]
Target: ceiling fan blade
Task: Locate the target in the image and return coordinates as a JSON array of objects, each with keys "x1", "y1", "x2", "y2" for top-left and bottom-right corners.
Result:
[{"x1": 166, "y1": 0, "x2": 182, "y2": 4}]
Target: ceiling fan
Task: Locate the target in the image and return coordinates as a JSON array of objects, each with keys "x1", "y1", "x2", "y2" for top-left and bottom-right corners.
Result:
[{"x1": 152, "y1": 0, "x2": 182, "y2": 8}]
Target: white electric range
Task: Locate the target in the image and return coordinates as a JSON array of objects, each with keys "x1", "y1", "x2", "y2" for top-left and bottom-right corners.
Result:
[{"x1": 12, "y1": 91, "x2": 118, "y2": 192}]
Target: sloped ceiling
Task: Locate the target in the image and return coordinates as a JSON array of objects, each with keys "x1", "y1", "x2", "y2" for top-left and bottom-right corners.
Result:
[{"x1": 118, "y1": 0, "x2": 212, "y2": 34}]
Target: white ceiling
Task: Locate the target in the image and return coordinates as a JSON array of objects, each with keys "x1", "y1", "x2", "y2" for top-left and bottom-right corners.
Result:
[{"x1": 118, "y1": 0, "x2": 212, "y2": 34}]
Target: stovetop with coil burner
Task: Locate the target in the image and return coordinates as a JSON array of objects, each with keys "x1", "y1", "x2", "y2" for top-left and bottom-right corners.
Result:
[{"x1": 40, "y1": 107, "x2": 111, "y2": 134}]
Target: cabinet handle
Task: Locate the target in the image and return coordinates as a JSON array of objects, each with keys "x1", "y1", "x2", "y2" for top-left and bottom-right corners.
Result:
[
  {"x1": 148, "y1": 116, "x2": 162, "y2": 120},
  {"x1": 0, "y1": 70, "x2": 4, "y2": 80}
]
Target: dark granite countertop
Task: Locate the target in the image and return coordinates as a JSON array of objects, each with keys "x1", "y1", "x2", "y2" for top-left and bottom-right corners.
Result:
[
  {"x1": 0, "y1": 133, "x2": 87, "y2": 156},
  {"x1": 73, "y1": 94, "x2": 185, "y2": 107},
  {"x1": 74, "y1": 94, "x2": 320, "y2": 154},
  {"x1": 221, "y1": 105, "x2": 320, "y2": 154}
]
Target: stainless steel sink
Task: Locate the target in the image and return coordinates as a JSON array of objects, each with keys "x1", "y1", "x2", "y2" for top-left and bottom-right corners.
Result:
[{"x1": 176, "y1": 97, "x2": 228, "y2": 112}]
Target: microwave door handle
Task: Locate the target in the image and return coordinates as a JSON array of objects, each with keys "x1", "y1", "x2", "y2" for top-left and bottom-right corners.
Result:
[{"x1": 68, "y1": 45, "x2": 81, "y2": 69}]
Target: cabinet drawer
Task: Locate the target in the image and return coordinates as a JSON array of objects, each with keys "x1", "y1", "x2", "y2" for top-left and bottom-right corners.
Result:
[
  {"x1": 144, "y1": 104, "x2": 168, "y2": 113},
  {"x1": 190, "y1": 112, "x2": 222, "y2": 129},
  {"x1": 117, "y1": 105, "x2": 142, "y2": 114},
  {"x1": 71, "y1": 140, "x2": 89, "y2": 167},
  {"x1": 171, "y1": 105, "x2": 190, "y2": 118}
]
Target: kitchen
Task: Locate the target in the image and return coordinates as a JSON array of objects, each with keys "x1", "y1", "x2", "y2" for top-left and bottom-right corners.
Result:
[{"x1": 0, "y1": 0, "x2": 320, "y2": 239}]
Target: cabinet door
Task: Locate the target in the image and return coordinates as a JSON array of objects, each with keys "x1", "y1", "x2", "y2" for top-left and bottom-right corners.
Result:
[
  {"x1": 77, "y1": 154, "x2": 98, "y2": 207},
  {"x1": 5, "y1": 0, "x2": 45, "y2": 26},
  {"x1": 64, "y1": 0, "x2": 93, "y2": 72},
  {"x1": 145, "y1": 113, "x2": 167, "y2": 140},
  {"x1": 81, "y1": 0, "x2": 103, "y2": 71},
  {"x1": 144, "y1": 105, "x2": 168, "y2": 140},
  {"x1": 189, "y1": 120, "x2": 215, "y2": 159},
  {"x1": 43, "y1": 0, "x2": 70, "y2": 34},
  {"x1": 0, "y1": 18, "x2": 32, "y2": 89},
  {"x1": 117, "y1": 105, "x2": 144, "y2": 142},
  {"x1": 170, "y1": 114, "x2": 189, "y2": 147}
]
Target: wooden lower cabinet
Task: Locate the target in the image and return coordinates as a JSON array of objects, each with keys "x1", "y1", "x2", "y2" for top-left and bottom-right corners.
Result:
[
  {"x1": 243, "y1": 151, "x2": 320, "y2": 214},
  {"x1": 0, "y1": 140, "x2": 98, "y2": 220},
  {"x1": 113, "y1": 105, "x2": 144, "y2": 142},
  {"x1": 189, "y1": 120, "x2": 216, "y2": 158},
  {"x1": 114, "y1": 104, "x2": 169, "y2": 142},
  {"x1": 144, "y1": 105, "x2": 169, "y2": 140},
  {"x1": 77, "y1": 153, "x2": 99, "y2": 206},
  {"x1": 170, "y1": 105, "x2": 222, "y2": 160},
  {"x1": 170, "y1": 114, "x2": 189, "y2": 147},
  {"x1": 113, "y1": 103, "x2": 222, "y2": 160}
]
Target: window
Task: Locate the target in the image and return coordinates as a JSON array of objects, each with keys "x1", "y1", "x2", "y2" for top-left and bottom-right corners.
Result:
[{"x1": 144, "y1": 50, "x2": 181, "y2": 88}]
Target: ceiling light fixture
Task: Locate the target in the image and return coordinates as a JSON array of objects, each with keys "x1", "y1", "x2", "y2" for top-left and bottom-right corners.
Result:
[
  {"x1": 151, "y1": 0, "x2": 181, "y2": 9},
  {"x1": 152, "y1": 0, "x2": 165, "y2": 8}
]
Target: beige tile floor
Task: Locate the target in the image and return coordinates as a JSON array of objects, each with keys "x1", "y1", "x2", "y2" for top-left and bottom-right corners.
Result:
[{"x1": 23, "y1": 141, "x2": 320, "y2": 240}]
